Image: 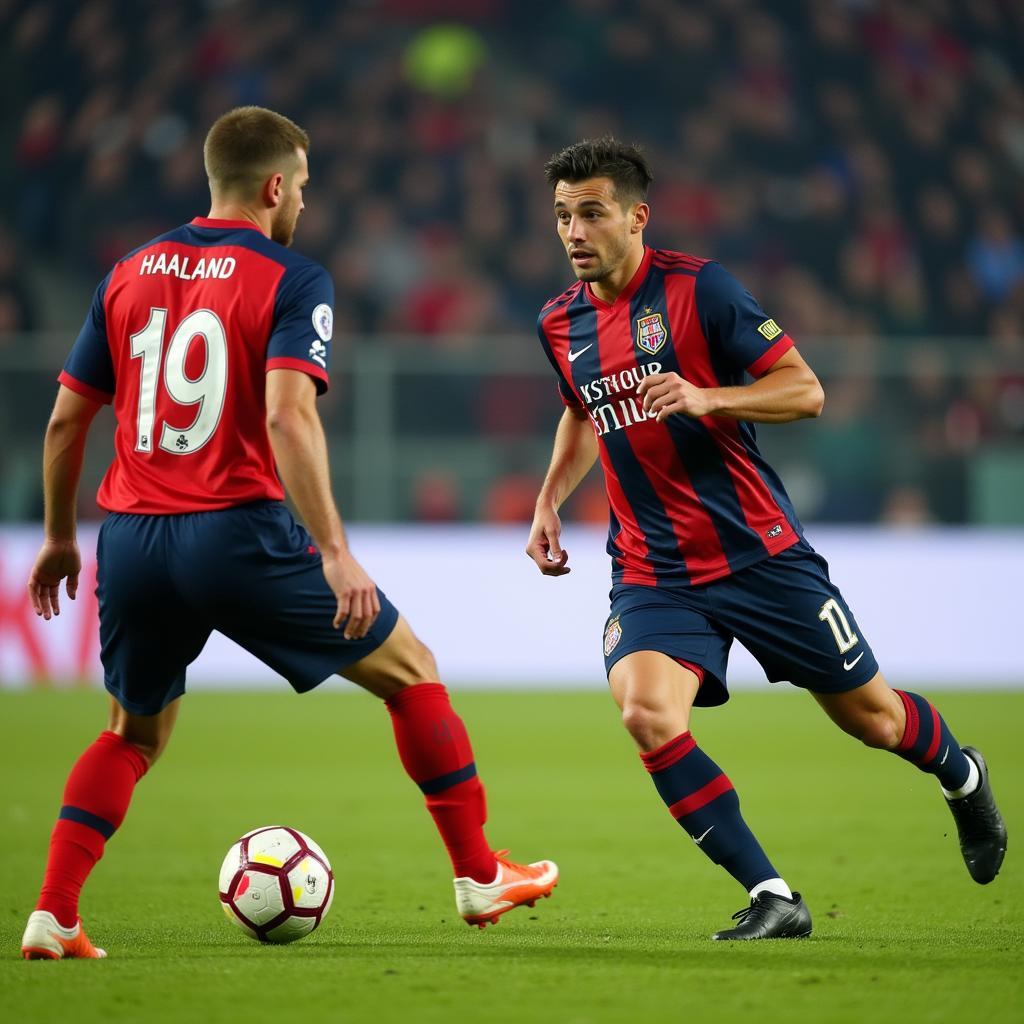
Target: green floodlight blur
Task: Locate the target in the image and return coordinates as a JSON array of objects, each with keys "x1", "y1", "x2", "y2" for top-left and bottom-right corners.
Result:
[{"x1": 403, "y1": 23, "x2": 487, "y2": 98}]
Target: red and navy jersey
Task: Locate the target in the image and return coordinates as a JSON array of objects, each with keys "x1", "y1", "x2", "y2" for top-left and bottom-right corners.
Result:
[
  {"x1": 537, "y1": 246, "x2": 802, "y2": 588},
  {"x1": 60, "y1": 217, "x2": 334, "y2": 514}
]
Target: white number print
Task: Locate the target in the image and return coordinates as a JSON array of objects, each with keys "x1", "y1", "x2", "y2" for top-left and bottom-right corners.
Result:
[
  {"x1": 129, "y1": 307, "x2": 228, "y2": 455},
  {"x1": 818, "y1": 598, "x2": 859, "y2": 654}
]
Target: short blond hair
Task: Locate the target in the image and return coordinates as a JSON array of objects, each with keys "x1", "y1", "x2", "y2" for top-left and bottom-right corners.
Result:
[{"x1": 203, "y1": 106, "x2": 309, "y2": 196}]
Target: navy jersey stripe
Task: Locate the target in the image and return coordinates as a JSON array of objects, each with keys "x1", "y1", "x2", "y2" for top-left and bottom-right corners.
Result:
[
  {"x1": 116, "y1": 222, "x2": 318, "y2": 274},
  {"x1": 571, "y1": 293, "x2": 688, "y2": 585},
  {"x1": 638, "y1": 268, "x2": 770, "y2": 572},
  {"x1": 670, "y1": 266, "x2": 799, "y2": 553},
  {"x1": 734, "y1": 421, "x2": 804, "y2": 533}
]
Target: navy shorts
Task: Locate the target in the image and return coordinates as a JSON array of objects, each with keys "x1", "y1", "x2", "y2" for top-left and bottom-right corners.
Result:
[
  {"x1": 602, "y1": 539, "x2": 878, "y2": 707},
  {"x1": 96, "y1": 501, "x2": 400, "y2": 715}
]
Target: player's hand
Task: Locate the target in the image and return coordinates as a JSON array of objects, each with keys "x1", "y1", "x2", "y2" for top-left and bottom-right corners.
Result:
[
  {"x1": 637, "y1": 372, "x2": 715, "y2": 421},
  {"x1": 321, "y1": 551, "x2": 380, "y2": 640},
  {"x1": 27, "y1": 538, "x2": 81, "y2": 620},
  {"x1": 526, "y1": 506, "x2": 571, "y2": 576}
]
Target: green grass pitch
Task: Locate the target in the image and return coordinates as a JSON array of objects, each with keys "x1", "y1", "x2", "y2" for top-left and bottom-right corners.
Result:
[{"x1": 2, "y1": 688, "x2": 1020, "y2": 1024}]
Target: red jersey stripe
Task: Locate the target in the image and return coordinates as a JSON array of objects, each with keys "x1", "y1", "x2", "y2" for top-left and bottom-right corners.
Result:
[
  {"x1": 266, "y1": 356, "x2": 329, "y2": 386},
  {"x1": 747, "y1": 334, "x2": 794, "y2": 378},
  {"x1": 58, "y1": 371, "x2": 113, "y2": 405},
  {"x1": 596, "y1": 302, "x2": 730, "y2": 581},
  {"x1": 666, "y1": 280, "x2": 796, "y2": 555}
]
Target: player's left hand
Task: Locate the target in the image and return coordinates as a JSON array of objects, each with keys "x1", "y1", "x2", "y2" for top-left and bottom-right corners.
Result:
[
  {"x1": 27, "y1": 538, "x2": 81, "y2": 620},
  {"x1": 637, "y1": 372, "x2": 715, "y2": 421},
  {"x1": 322, "y1": 550, "x2": 381, "y2": 640}
]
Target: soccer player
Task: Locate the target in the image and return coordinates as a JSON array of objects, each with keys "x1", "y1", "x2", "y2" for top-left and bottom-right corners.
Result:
[
  {"x1": 527, "y1": 137, "x2": 1005, "y2": 940},
  {"x1": 20, "y1": 106, "x2": 557, "y2": 960}
]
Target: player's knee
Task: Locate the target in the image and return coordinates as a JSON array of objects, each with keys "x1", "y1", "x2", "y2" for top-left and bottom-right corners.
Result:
[
  {"x1": 620, "y1": 700, "x2": 668, "y2": 749},
  {"x1": 113, "y1": 728, "x2": 167, "y2": 766},
  {"x1": 853, "y1": 710, "x2": 903, "y2": 750},
  {"x1": 390, "y1": 638, "x2": 439, "y2": 689}
]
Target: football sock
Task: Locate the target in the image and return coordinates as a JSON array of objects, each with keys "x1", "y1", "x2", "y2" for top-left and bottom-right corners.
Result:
[
  {"x1": 892, "y1": 690, "x2": 974, "y2": 793},
  {"x1": 385, "y1": 682, "x2": 496, "y2": 884},
  {"x1": 640, "y1": 731, "x2": 780, "y2": 891},
  {"x1": 749, "y1": 877, "x2": 793, "y2": 900},
  {"x1": 942, "y1": 755, "x2": 980, "y2": 801},
  {"x1": 37, "y1": 731, "x2": 149, "y2": 928}
]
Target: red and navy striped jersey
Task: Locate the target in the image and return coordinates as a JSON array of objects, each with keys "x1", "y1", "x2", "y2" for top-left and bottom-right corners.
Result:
[
  {"x1": 60, "y1": 217, "x2": 333, "y2": 515},
  {"x1": 537, "y1": 246, "x2": 802, "y2": 587}
]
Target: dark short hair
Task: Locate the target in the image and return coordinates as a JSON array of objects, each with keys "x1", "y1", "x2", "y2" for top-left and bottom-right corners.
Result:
[
  {"x1": 544, "y1": 136, "x2": 653, "y2": 205},
  {"x1": 204, "y1": 106, "x2": 309, "y2": 196}
]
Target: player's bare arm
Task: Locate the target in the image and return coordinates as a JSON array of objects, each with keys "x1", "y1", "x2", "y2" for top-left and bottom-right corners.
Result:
[
  {"x1": 637, "y1": 348, "x2": 825, "y2": 424},
  {"x1": 265, "y1": 367, "x2": 380, "y2": 639},
  {"x1": 28, "y1": 385, "x2": 104, "y2": 620},
  {"x1": 527, "y1": 404, "x2": 598, "y2": 576}
]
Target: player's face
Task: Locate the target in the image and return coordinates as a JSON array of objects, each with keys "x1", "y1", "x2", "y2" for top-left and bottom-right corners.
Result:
[
  {"x1": 554, "y1": 177, "x2": 641, "y2": 283},
  {"x1": 270, "y1": 148, "x2": 308, "y2": 247}
]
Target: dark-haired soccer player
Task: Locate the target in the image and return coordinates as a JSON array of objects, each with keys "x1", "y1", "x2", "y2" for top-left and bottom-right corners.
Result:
[
  {"x1": 20, "y1": 106, "x2": 556, "y2": 959},
  {"x1": 527, "y1": 136, "x2": 1005, "y2": 940}
]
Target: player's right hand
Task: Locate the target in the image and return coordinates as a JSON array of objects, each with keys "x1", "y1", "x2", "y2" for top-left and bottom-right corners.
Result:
[
  {"x1": 322, "y1": 551, "x2": 380, "y2": 640},
  {"x1": 526, "y1": 508, "x2": 571, "y2": 576},
  {"x1": 27, "y1": 538, "x2": 81, "y2": 620}
]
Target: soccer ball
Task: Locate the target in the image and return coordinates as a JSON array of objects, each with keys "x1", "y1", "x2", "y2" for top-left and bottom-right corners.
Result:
[{"x1": 218, "y1": 825, "x2": 334, "y2": 944}]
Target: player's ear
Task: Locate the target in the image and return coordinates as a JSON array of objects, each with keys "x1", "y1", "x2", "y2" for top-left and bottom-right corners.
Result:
[
  {"x1": 263, "y1": 171, "x2": 285, "y2": 208},
  {"x1": 632, "y1": 203, "x2": 649, "y2": 234}
]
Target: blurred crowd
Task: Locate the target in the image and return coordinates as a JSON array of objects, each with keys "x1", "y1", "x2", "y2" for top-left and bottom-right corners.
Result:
[{"x1": 2, "y1": 0, "x2": 1023, "y2": 525}]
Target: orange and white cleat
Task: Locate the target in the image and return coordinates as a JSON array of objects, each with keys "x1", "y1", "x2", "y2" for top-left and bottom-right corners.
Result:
[
  {"x1": 454, "y1": 850, "x2": 559, "y2": 929},
  {"x1": 21, "y1": 911, "x2": 107, "y2": 960}
]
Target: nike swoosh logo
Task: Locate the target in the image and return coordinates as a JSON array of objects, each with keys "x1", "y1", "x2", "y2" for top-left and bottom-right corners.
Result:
[
  {"x1": 694, "y1": 826, "x2": 714, "y2": 847},
  {"x1": 940, "y1": 746, "x2": 949, "y2": 765},
  {"x1": 843, "y1": 652, "x2": 865, "y2": 671},
  {"x1": 567, "y1": 344, "x2": 592, "y2": 362}
]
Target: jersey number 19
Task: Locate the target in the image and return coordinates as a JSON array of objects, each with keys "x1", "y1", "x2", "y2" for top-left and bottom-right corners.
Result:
[{"x1": 130, "y1": 307, "x2": 228, "y2": 455}]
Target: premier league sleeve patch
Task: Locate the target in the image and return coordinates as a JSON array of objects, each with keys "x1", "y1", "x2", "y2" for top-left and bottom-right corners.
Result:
[
  {"x1": 312, "y1": 303, "x2": 333, "y2": 342},
  {"x1": 603, "y1": 615, "x2": 623, "y2": 657}
]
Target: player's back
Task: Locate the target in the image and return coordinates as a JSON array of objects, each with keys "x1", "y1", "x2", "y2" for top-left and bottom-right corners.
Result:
[{"x1": 60, "y1": 218, "x2": 333, "y2": 514}]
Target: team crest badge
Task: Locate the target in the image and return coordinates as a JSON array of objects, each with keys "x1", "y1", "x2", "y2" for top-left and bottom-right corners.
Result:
[
  {"x1": 635, "y1": 310, "x2": 668, "y2": 355},
  {"x1": 603, "y1": 615, "x2": 623, "y2": 657}
]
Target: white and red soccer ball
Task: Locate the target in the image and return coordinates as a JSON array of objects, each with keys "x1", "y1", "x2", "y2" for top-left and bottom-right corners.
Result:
[{"x1": 219, "y1": 826, "x2": 334, "y2": 944}]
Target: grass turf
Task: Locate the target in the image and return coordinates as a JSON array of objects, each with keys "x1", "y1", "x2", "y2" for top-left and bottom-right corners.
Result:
[{"x1": 1, "y1": 688, "x2": 1020, "y2": 1024}]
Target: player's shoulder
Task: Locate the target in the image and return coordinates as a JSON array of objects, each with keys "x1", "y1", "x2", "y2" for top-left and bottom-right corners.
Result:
[
  {"x1": 650, "y1": 247, "x2": 714, "y2": 275},
  {"x1": 538, "y1": 280, "x2": 585, "y2": 325},
  {"x1": 114, "y1": 222, "x2": 324, "y2": 277}
]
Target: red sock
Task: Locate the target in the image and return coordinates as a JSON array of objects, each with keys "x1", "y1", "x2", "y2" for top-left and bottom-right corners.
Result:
[
  {"x1": 37, "y1": 731, "x2": 149, "y2": 927},
  {"x1": 385, "y1": 683, "x2": 496, "y2": 883}
]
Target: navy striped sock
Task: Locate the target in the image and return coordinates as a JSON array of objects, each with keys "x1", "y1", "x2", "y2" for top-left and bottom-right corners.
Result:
[
  {"x1": 640, "y1": 732, "x2": 778, "y2": 890},
  {"x1": 893, "y1": 691, "x2": 971, "y2": 790}
]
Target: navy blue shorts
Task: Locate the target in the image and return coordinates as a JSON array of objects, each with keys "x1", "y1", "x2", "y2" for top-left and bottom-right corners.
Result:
[
  {"x1": 602, "y1": 539, "x2": 878, "y2": 707},
  {"x1": 96, "y1": 502, "x2": 400, "y2": 715}
]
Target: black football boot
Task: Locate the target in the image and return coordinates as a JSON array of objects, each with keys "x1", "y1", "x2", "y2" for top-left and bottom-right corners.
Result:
[
  {"x1": 946, "y1": 746, "x2": 1007, "y2": 884},
  {"x1": 712, "y1": 892, "x2": 812, "y2": 941}
]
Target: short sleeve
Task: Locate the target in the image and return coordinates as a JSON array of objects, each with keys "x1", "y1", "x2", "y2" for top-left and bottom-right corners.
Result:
[
  {"x1": 59, "y1": 274, "x2": 115, "y2": 403},
  {"x1": 266, "y1": 263, "x2": 334, "y2": 394},
  {"x1": 536, "y1": 319, "x2": 584, "y2": 408},
  {"x1": 694, "y1": 262, "x2": 794, "y2": 378}
]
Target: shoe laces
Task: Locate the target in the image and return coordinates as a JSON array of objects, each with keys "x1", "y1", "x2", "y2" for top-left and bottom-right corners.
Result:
[
  {"x1": 492, "y1": 849, "x2": 534, "y2": 874},
  {"x1": 730, "y1": 894, "x2": 777, "y2": 924}
]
